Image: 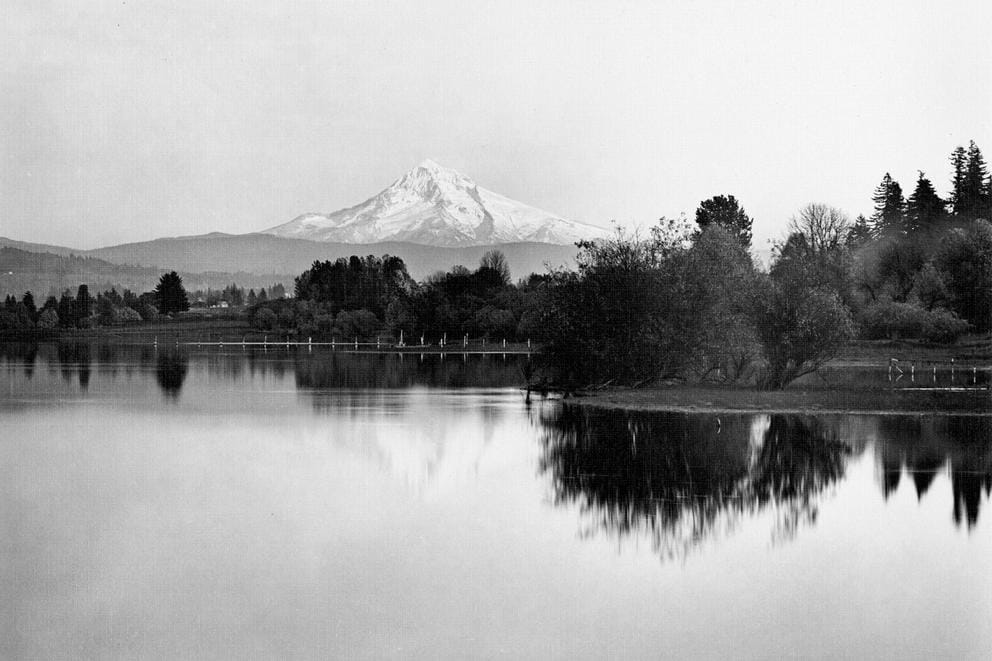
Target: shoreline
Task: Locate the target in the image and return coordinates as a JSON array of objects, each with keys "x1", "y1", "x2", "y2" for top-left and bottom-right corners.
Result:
[{"x1": 560, "y1": 384, "x2": 992, "y2": 416}]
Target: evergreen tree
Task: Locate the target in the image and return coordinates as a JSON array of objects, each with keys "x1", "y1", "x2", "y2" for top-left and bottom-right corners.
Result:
[
  {"x1": 154, "y1": 272, "x2": 190, "y2": 315},
  {"x1": 247, "y1": 289, "x2": 257, "y2": 306},
  {"x1": 871, "y1": 173, "x2": 906, "y2": 235},
  {"x1": 22, "y1": 291, "x2": 37, "y2": 322},
  {"x1": 962, "y1": 141, "x2": 990, "y2": 219},
  {"x1": 75, "y1": 285, "x2": 92, "y2": 327},
  {"x1": 949, "y1": 145, "x2": 967, "y2": 213},
  {"x1": 846, "y1": 214, "x2": 874, "y2": 247},
  {"x1": 257, "y1": 287, "x2": 268, "y2": 303},
  {"x1": 694, "y1": 195, "x2": 753, "y2": 248},
  {"x1": 906, "y1": 171, "x2": 945, "y2": 232},
  {"x1": 57, "y1": 292, "x2": 75, "y2": 328}
]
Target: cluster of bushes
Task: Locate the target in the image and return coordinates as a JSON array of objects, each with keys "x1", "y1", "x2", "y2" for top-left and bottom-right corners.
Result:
[{"x1": 859, "y1": 301, "x2": 972, "y2": 343}]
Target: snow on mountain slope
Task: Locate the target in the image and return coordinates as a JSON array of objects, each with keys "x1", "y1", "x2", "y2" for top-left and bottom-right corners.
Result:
[{"x1": 263, "y1": 159, "x2": 611, "y2": 247}]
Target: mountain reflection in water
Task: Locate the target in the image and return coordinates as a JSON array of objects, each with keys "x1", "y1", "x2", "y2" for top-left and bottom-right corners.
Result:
[{"x1": 537, "y1": 406, "x2": 991, "y2": 560}]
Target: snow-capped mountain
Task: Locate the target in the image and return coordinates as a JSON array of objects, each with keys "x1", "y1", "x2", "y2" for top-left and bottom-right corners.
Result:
[{"x1": 263, "y1": 159, "x2": 611, "y2": 247}]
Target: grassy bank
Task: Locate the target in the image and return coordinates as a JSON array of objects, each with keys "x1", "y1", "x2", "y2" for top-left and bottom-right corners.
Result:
[{"x1": 567, "y1": 383, "x2": 990, "y2": 416}]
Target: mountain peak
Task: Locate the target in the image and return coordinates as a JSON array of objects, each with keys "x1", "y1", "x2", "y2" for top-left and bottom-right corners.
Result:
[
  {"x1": 264, "y1": 162, "x2": 611, "y2": 247},
  {"x1": 416, "y1": 158, "x2": 443, "y2": 171}
]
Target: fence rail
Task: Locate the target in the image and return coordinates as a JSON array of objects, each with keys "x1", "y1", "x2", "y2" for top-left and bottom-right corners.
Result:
[{"x1": 886, "y1": 358, "x2": 991, "y2": 391}]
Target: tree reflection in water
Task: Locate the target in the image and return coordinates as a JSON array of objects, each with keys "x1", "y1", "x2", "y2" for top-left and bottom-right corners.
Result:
[
  {"x1": 873, "y1": 415, "x2": 992, "y2": 528},
  {"x1": 155, "y1": 351, "x2": 189, "y2": 399},
  {"x1": 537, "y1": 406, "x2": 852, "y2": 560}
]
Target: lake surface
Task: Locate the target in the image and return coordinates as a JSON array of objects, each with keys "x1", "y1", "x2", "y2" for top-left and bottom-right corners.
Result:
[{"x1": 2, "y1": 344, "x2": 990, "y2": 659}]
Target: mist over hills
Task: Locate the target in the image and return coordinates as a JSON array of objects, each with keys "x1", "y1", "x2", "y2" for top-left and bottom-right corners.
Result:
[
  {"x1": 0, "y1": 245, "x2": 285, "y2": 298},
  {"x1": 84, "y1": 234, "x2": 581, "y2": 282},
  {"x1": 0, "y1": 235, "x2": 582, "y2": 296}
]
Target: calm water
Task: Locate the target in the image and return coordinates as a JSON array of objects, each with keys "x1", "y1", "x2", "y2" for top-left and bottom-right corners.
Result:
[{"x1": 2, "y1": 344, "x2": 990, "y2": 660}]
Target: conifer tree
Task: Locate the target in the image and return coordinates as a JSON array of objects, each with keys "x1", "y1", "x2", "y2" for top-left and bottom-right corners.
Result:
[
  {"x1": 75, "y1": 284, "x2": 92, "y2": 327},
  {"x1": 949, "y1": 145, "x2": 967, "y2": 213},
  {"x1": 694, "y1": 195, "x2": 753, "y2": 248},
  {"x1": 906, "y1": 171, "x2": 945, "y2": 232},
  {"x1": 846, "y1": 214, "x2": 874, "y2": 247},
  {"x1": 871, "y1": 173, "x2": 906, "y2": 235},
  {"x1": 962, "y1": 141, "x2": 990, "y2": 219},
  {"x1": 22, "y1": 291, "x2": 37, "y2": 322},
  {"x1": 153, "y1": 272, "x2": 189, "y2": 315}
]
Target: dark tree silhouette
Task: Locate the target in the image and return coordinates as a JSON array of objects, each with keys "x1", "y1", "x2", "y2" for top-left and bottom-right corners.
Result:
[
  {"x1": 846, "y1": 214, "x2": 874, "y2": 247},
  {"x1": 75, "y1": 284, "x2": 92, "y2": 327},
  {"x1": 963, "y1": 141, "x2": 990, "y2": 220},
  {"x1": 22, "y1": 291, "x2": 36, "y2": 322},
  {"x1": 694, "y1": 194, "x2": 753, "y2": 248},
  {"x1": 906, "y1": 171, "x2": 945, "y2": 232},
  {"x1": 950, "y1": 141, "x2": 990, "y2": 220},
  {"x1": 154, "y1": 271, "x2": 190, "y2": 315},
  {"x1": 479, "y1": 249, "x2": 511, "y2": 287},
  {"x1": 871, "y1": 173, "x2": 906, "y2": 235}
]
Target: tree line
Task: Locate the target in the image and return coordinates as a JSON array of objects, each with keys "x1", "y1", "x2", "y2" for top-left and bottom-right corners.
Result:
[
  {"x1": 1, "y1": 271, "x2": 192, "y2": 331},
  {"x1": 246, "y1": 251, "x2": 539, "y2": 342},
  {"x1": 538, "y1": 139, "x2": 990, "y2": 390}
]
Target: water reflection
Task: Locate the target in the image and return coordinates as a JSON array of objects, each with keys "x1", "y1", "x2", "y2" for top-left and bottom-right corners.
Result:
[
  {"x1": 0, "y1": 343, "x2": 990, "y2": 658},
  {"x1": 538, "y1": 406, "x2": 991, "y2": 559},
  {"x1": 293, "y1": 351, "x2": 525, "y2": 391},
  {"x1": 0, "y1": 342, "x2": 525, "y2": 401},
  {"x1": 872, "y1": 416, "x2": 992, "y2": 527},
  {"x1": 537, "y1": 407, "x2": 850, "y2": 559},
  {"x1": 155, "y1": 352, "x2": 189, "y2": 399}
]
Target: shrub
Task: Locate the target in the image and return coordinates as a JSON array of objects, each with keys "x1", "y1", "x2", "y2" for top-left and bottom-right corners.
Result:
[
  {"x1": 921, "y1": 308, "x2": 971, "y2": 343},
  {"x1": 253, "y1": 307, "x2": 278, "y2": 330},
  {"x1": 37, "y1": 308, "x2": 59, "y2": 329},
  {"x1": 750, "y1": 279, "x2": 854, "y2": 390},
  {"x1": 334, "y1": 309, "x2": 380, "y2": 339},
  {"x1": 859, "y1": 300, "x2": 970, "y2": 343},
  {"x1": 112, "y1": 306, "x2": 142, "y2": 324}
]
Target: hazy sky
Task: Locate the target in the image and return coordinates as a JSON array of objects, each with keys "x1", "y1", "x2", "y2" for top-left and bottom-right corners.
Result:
[{"x1": 2, "y1": 0, "x2": 990, "y2": 249}]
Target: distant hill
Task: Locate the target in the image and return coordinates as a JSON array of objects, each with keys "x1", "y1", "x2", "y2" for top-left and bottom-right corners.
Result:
[
  {"x1": 0, "y1": 246, "x2": 288, "y2": 299},
  {"x1": 0, "y1": 236, "x2": 78, "y2": 257},
  {"x1": 0, "y1": 233, "x2": 581, "y2": 293},
  {"x1": 84, "y1": 234, "x2": 579, "y2": 282}
]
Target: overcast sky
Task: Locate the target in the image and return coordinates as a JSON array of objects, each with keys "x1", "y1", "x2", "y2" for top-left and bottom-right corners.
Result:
[{"x1": 2, "y1": 0, "x2": 990, "y2": 249}]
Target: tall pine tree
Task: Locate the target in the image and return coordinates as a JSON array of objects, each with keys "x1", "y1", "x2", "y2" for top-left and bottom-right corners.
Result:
[
  {"x1": 950, "y1": 141, "x2": 990, "y2": 219},
  {"x1": 871, "y1": 172, "x2": 906, "y2": 235},
  {"x1": 846, "y1": 214, "x2": 874, "y2": 247},
  {"x1": 963, "y1": 141, "x2": 990, "y2": 219},
  {"x1": 949, "y1": 145, "x2": 967, "y2": 213},
  {"x1": 906, "y1": 171, "x2": 945, "y2": 232}
]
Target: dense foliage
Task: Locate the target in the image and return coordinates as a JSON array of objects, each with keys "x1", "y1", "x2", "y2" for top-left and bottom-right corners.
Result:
[
  {"x1": 154, "y1": 272, "x2": 190, "y2": 315},
  {"x1": 538, "y1": 218, "x2": 853, "y2": 390},
  {"x1": 851, "y1": 141, "x2": 992, "y2": 334}
]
